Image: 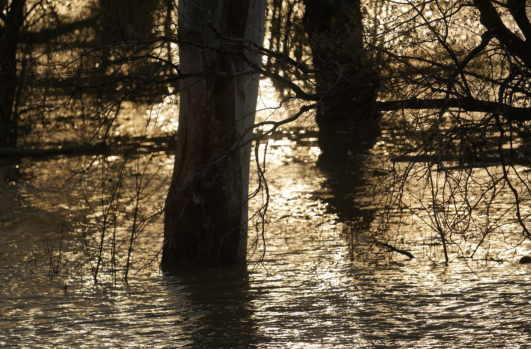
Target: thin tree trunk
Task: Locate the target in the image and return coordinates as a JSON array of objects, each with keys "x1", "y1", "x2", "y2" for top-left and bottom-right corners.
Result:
[{"x1": 162, "y1": 0, "x2": 265, "y2": 265}]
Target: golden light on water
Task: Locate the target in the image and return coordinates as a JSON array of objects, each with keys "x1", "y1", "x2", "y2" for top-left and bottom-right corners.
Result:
[
  {"x1": 2, "y1": 0, "x2": 531, "y2": 347},
  {"x1": 2, "y1": 108, "x2": 531, "y2": 347}
]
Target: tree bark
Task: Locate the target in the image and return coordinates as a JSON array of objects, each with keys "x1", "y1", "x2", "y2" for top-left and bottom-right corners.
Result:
[
  {"x1": 0, "y1": 0, "x2": 25, "y2": 148},
  {"x1": 162, "y1": 0, "x2": 265, "y2": 265}
]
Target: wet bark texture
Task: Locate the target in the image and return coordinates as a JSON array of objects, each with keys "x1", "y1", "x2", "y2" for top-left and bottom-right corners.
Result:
[
  {"x1": 0, "y1": 0, "x2": 25, "y2": 148},
  {"x1": 163, "y1": 0, "x2": 265, "y2": 265}
]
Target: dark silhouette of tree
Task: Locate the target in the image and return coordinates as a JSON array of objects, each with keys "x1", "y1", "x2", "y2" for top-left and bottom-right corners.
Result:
[
  {"x1": 0, "y1": 0, "x2": 25, "y2": 147},
  {"x1": 302, "y1": 0, "x2": 381, "y2": 154}
]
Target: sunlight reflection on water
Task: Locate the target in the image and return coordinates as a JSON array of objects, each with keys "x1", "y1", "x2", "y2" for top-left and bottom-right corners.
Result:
[
  {"x1": 1, "y1": 128, "x2": 531, "y2": 348},
  {"x1": 3, "y1": 0, "x2": 531, "y2": 346}
]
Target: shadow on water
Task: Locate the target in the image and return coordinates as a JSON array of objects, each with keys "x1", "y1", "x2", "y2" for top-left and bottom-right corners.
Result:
[
  {"x1": 162, "y1": 264, "x2": 265, "y2": 348},
  {"x1": 316, "y1": 117, "x2": 380, "y2": 234}
]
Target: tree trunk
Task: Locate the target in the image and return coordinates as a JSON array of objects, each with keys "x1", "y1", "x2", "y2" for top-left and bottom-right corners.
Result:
[
  {"x1": 0, "y1": 0, "x2": 25, "y2": 148},
  {"x1": 303, "y1": 0, "x2": 381, "y2": 155},
  {"x1": 162, "y1": 0, "x2": 265, "y2": 265}
]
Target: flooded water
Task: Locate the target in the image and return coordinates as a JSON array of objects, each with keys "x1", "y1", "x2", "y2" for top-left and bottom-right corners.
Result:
[
  {"x1": 3, "y1": 0, "x2": 531, "y2": 347},
  {"x1": 1, "y1": 111, "x2": 531, "y2": 348}
]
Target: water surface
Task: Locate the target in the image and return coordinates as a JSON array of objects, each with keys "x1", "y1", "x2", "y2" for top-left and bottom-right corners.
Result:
[{"x1": 1, "y1": 124, "x2": 531, "y2": 348}]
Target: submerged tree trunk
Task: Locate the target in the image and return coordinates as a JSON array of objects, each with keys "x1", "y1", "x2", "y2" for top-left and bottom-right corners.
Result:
[
  {"x1": 162, "y1": 0, "x2": 265, "y2": 265},
  {"x1": 303, "y1": 0, "x2": 380, "y2": 154},
  {"x1": 0, "y1": 0, "x2": 25, "y2": 148}
]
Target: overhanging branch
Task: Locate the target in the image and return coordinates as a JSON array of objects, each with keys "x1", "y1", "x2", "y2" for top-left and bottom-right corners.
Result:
[{"x1": 375, "y1": 98, "x2": 531, "y2": 123}]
